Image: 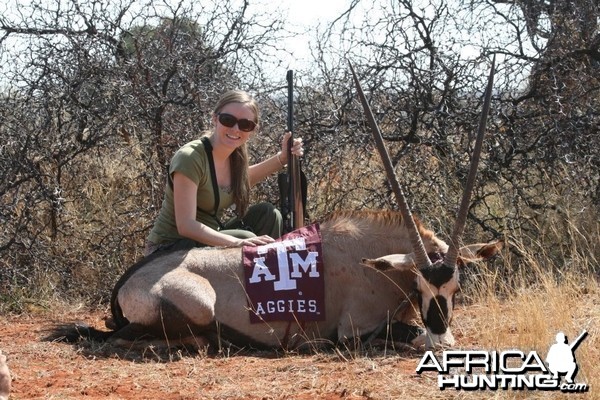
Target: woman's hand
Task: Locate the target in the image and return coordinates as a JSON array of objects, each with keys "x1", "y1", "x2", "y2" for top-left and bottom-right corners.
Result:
[
  {"x1": 279, "y1": 131, "x2": 304, "y2": 165},
  {"x1": 236, "y1": 235, "x2": 276, "y2": 246},
  {"x1": 249, "y1": 131, "x2": 303, "y2": 185}
]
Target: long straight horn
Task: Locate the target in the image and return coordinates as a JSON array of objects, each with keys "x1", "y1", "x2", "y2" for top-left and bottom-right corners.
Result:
[
  {"x1": 444, "y1": 55, "x2": 496, "y2": 268},
  {"x1": 349, "y1": 61, "x2": 432, "y2": 269}
]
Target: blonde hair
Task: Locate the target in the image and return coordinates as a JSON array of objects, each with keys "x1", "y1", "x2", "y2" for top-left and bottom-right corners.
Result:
[{"x1": 212, "y1": 90, "x2": 259, "y2": 217}]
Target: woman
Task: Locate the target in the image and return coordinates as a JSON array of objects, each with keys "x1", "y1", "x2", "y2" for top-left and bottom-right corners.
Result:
[{"x1": 145, "y1": 90, "x2": 303, "y2": 256}]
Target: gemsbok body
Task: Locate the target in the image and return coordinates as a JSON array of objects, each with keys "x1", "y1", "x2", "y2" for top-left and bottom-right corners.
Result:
[
  {"x1": 47, "y1": 210, "x2": 501, "y2": 350},
  {"x1": 116, "y1": 211, "x2": 504, "y2": 349}
]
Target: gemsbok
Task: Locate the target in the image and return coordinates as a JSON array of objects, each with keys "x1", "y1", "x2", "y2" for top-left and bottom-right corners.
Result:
[{"x1": 46, "y1": 58, "x2": 502, "y2": 351}]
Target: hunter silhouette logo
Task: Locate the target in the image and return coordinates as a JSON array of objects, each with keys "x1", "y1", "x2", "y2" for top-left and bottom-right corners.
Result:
[
  {"x1": 416, "y1": 330, "x2": 589, "y2": 392},
  {"x1": 546, "y1": 330, "x2": 588, "y2": 385}
]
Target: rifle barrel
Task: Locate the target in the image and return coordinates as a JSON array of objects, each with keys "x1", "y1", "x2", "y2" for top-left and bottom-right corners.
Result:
[
  {"x1": 287, "y1": 70, "x2": 294, "y2": 134},
  {"x1": 286, "y1": 70, "x2": 304, "y2": 230},
  {"x1": 570, "y1": 330, "x2": 588, "y2": 350}
]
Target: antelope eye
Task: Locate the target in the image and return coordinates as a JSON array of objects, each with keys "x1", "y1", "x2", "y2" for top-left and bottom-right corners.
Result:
[{"x1": 452, "y1": 286, "x2": 461, "y2": 303}]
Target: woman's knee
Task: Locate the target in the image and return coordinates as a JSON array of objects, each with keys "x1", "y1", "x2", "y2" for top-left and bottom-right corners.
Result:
[
  {"x1": 250, "y1": 202, "x2": 279, "y2": 216},
  {"x1": 245, "y1": 202, "x2": 283, "y2": 237}
]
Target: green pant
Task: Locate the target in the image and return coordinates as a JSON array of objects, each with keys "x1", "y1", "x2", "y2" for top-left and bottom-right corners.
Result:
[
  {"x1": 221, "y1": 202, "x2": 283, "y2": 239},
  {"x1": 146, "y1": 202, "x2": 282, "y2": 255}
]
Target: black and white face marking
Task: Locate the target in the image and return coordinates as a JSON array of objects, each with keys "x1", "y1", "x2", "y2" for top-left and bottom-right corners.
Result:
[{"x1": 415, "y1": 261, "x2": 460, "y2": 348}]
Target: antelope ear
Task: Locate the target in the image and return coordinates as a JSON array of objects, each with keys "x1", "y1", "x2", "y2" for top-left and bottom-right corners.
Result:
[
  {"x1": 458, "y1": 239, "x2": 504, "y2": 265},
  {"x1": 361, "y1": 254, "x2": 416, "y2": 272}
]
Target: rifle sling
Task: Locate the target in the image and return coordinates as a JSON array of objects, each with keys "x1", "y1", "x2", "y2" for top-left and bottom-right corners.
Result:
[
  {"x1": 200, "y1": 136, "x2": 223, "y2": 229},
  {"x1": 167, "y1": 137, "x2": 223, "y2": 230}
]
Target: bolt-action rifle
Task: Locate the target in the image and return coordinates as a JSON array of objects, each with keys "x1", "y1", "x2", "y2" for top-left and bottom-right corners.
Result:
[{"x1": 278, "y1": 70, "x2": 306, "y2": 233}]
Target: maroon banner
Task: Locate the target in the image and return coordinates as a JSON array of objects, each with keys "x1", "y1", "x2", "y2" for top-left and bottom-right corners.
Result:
[{"x1": 242, "y1": 223, "x2": 325, "y2": 323}]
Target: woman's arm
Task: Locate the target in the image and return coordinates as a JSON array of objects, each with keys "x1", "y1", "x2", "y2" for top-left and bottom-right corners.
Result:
[
  {"x1": 173, "y1": 172, "x2": 273, "y2": 246},
  {"x1": 248, "y1": 132, "x2": 303, "y2": 187}
]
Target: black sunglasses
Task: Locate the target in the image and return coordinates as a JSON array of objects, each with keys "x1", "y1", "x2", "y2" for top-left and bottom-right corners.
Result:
[{"x1": 217, "y1": 113, "x2": 257, "y2": 132}]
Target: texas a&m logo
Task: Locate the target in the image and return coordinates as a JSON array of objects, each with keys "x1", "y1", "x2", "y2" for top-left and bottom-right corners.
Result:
[{"x1": 242, "y1": 224, "x2": 325, "y2": 323}]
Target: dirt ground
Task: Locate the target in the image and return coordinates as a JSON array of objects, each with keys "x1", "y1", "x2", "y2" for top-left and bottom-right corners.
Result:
[
  {"x1": 0, "y1": 307, "x2": 590, "y2": 400},
  {"x1": 0, "y1": 308, "x2": 475, "y2": 400}
]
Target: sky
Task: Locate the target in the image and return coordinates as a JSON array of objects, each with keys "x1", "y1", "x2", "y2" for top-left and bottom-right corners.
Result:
[
  {"x1": 283, "y1": 0, "x2": 349, "y2": 25},
  {"x1": 0, "y1": 0, "x2": 353, "y2": 85},
  {"x1": 272, "y1": 0, "x2": 352, "y2": 69}
]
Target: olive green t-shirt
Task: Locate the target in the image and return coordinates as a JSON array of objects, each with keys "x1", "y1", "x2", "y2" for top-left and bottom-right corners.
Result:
[{"x1": 147, "y1": 139, "x2": 234, "y2": 245}]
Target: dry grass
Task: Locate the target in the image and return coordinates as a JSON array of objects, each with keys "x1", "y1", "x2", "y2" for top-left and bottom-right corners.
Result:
[{"x1": 452, "y1": 228, "x2": 599, "y2": 399}]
